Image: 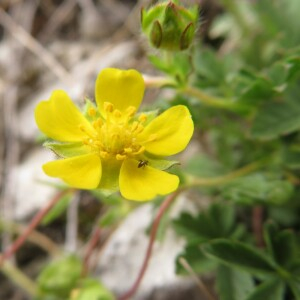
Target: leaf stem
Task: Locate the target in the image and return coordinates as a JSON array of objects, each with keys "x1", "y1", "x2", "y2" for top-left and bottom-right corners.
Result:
[
  {"x1": 181, "y1": 86, "x2": 236, "y2": 110},
  {"x1": 186, "y1": 160, "x2": 263, "y2": 188},
  {"x1": 118, "y1": 190, "x2": 181, "y2": 300}
]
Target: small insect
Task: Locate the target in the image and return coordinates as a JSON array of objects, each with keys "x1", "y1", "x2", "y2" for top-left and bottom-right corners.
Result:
[{"x1": 138, "y1": 160, "x2": 149, "y2": 168}]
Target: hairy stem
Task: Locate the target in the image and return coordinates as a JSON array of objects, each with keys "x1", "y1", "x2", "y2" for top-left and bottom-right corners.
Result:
[
  {"x1": 118, "y1": 190, "x2": 181, "y2": 300},
  {"x1": 82, "y1": 226, "x2": 102, "y2": 276},
  {"x1": 181, "y1": 86, "x2": 236, "y2": 110},
  {"x1": 186, "y1": 160, "x2": 263, "y2": 188},
  {"x1": 0, "y1": 189, "x2": 73, "y2": 266}
]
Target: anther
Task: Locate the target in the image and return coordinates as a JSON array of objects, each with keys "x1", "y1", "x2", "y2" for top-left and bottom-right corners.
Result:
[
  {"x1": 113, "y1": 110, "x2": 122, "y2": 118},
  {"x1": 126, "y1": 106, "x2": 136, "y2": 117},
  {"x1": 138, "y1": 113, "x2": 147, "y2": 122},
  {"x1": 104, "y1": 102, "x2": 114, "y2": 113},
  {"x1": 88, "y1": 107, "x2": 97, "y2": 117},
  {"x1": 124, "y1": 147, "x2": 133, "y2": 153},
  {"x1": 116, "y1": 154, "x2": 127, "y2": 160},
  {"x1": 100, "y1": 151, "x2": 109, "y2": 159}
]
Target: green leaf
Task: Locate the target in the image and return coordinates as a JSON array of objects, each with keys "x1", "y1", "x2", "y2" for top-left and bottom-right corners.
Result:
[
  {"x1": 176, "y1": 244, "x2": 217, "y2": 275},
  {"x1": 202, "y1": 239, "x2": 277, "y2": 275},
  {"x1": 193, "y1": 48, "x2": 228, "y2": 86},
  {"x1": 73, "y1": 279, "x2": 115, "y2": 300},
  {"x1": 37, "y1": 255, "x2": 82, "y2": 297},
  {"x1": 216, "y1": 265, "x2": 254, "y2": 300},
  {"x1": 173, "y1": 203, "x2": 240, "y2": 245},
  {"x1": 185, "y1": 154, "x2": 226, "y2": 177},
  {"x1": 44, "y1": 141, "x2": 89, "y2": 158},
  {"x1": 222, "y1": 173, "x2": 294, "y2": 205},
  {"x1": 42, "y1": 192, "x2": 72, "y2": 225},
  {"x1": 251, "y1": 86, "x2": 300, "y2": 140},
  {"x1": 264, "y1": 222, "x2": 297, "y2": 268},
  {"x1": 245, "y1": 278, "x2": 285, "y2": 300}
]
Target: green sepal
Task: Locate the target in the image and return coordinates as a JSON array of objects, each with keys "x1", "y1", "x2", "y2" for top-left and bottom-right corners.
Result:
[
  {"x1": 180, "y1": 22, "x2": 195, "y2": 50},
  {"x1": 83, "y1": 98, "x2": 101, "y2": 122},
  {"x1": 150, "y1": 20, "x2": 163, "y2": 48},
  {"x1": 142, "y1": 152, "x2": 180, "y2": 171},
  {"x1": 97, "y1": 158, "x2": 122, "y2": 191},
  {"x1": 141, "y1": 1, "x2": 198, "y2": 51},
  {"x1": 135, "y1": 109, "x2": 159, "y2": 126},
  {"x1": 44, "y1": 141, "x2": 89, "y2": 158}
]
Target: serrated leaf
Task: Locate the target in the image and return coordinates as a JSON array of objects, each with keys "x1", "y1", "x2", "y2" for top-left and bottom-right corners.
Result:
[
  {"x1": 185, "y1": 154, "x2": 226, "y2": 177},
  {"x1": 264, "y1": 222, "x2": 297, "y2": 268},
  {"x1": 202, "y1": 239, "x2": 277, "y2": 275},
  {"x1": 222, "y1": 173, "x2": 294, "y2": 205},
  {"x1": 176, "y1": 244, "x2": 217, "y2": 275},
  {"x1": 245, "y1": 278, "x2": 285, "y2": 300},
  {"x1": 216, "y1": 265, "x2": 254, "y2": 300},
  {"x1": 251, "y1": 87, "x2": 300, "y2": 140},
  {"x1": 173, "y1": 203, "x2": 238, "y2": 245}
]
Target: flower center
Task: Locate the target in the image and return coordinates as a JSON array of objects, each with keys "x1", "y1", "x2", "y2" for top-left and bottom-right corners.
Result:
[{"x1": 80, "y1": 102, "x2": 150, "y2": 161}]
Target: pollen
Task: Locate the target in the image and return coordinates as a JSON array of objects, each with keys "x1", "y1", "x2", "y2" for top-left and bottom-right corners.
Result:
[
  {"x1": 82, "y1": 102, "x2": 146, "y2": 161},
  {"x1": 88, "y1": 107, "x2": 97, "y2": 117}
]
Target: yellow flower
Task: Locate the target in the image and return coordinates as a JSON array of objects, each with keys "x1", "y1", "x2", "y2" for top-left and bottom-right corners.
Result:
[{"x1": 35, "y1": 68, "x2": 193, "y2": 201}]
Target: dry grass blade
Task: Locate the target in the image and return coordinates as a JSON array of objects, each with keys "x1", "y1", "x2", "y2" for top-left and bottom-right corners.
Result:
[{"x1": 0, "y1": 8, "x2": 71, "y2": 84}]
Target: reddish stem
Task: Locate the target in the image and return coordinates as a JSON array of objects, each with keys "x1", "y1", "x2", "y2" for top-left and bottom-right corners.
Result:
[
  {"x1": 252, "y1": 205, "x2": 264, "y2": 248},
  {"x1": 118, "y1": 191, "x2": 180, "y2": 300},
  {"x1": 82, "y1": 226, "x2": 102, "y2": 276},
  {"x1": 0, "y1": 189, "x2": 72, "y2": 266}
]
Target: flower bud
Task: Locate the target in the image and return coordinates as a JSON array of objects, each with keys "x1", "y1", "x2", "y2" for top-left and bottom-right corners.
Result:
[{"x1": 141, "y1": 1, "x2": 198, "y2": 51}]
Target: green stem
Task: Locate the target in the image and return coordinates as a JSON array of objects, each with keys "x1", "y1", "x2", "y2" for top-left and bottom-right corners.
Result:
[
  {"x1": 1, "y1": 262, "x2": 38, "y2": 297},
  {"x1": 181, "y1": 85, "x2": 236, "y2": 110},
  {"x1": 186, "y1": 160, "x2": 263, "y2": 188}
]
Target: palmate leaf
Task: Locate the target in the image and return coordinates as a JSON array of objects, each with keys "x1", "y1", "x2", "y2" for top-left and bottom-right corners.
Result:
[
  {"x1": 216, "y1": 265, "x2": 254, "y2": 300},
  {"x1": 176, "y1": 244, "x2": 217, "y2": 275},
  {"x1": 202, "y1": 239, "x2": 278, "y2": 276},
  {"x1": 245, "y1": 278, "x2": 285, "y2": 300},
  {"x1": 250, "y1": 84, "x2": 300, "y2": 140},
  {"x1": 222, "y1": 173, "x2": 294, "y2": 206},
  {"x1": 173, "y1": 203, "x2": 240, "y2": 245},
  {"x1": 264, "y1": 222, "x2": 298, "y2": 268}
]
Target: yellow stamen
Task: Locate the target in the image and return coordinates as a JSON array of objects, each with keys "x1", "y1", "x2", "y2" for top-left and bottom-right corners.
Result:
[
  {"x1": 116, "y1": 154, "x2": 127, "y2": 160},
  {"x1": 88, "y1": 107, "x2": 97, "y2": 117},
  {"x1": 104, "y1": 102, "x2": 114, "y2": 113},
  {"x1": 138, "y1": 113, "x2": 147, "y2": 122}
]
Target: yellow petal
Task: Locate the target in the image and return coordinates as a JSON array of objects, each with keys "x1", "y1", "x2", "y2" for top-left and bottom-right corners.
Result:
[
  {"x1": 43, "y1": 153, "x2": 101, "y2": 189},
  {"x1": 95, "y1": 68, "x2": 145, "y2": 114},
  {"x1": 119, "y1": 159, "x2": 179, "y2": 201},
  {"x1": 35, "y1": 90, "x2": 95, "y2": 142},
  {"x1": 139, "y1": 105, "x2": 194, "y2": 156}
]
